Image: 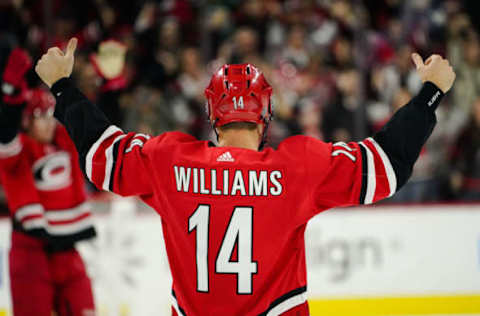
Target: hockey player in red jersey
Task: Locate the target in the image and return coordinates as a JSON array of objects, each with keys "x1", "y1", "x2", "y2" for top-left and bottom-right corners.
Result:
[
  {"x1": 35, "y1": 38, "x2": 455, "y2": 315},
  {"x1": 0, "y1": 48, "x2": 95, "y2": 316}
]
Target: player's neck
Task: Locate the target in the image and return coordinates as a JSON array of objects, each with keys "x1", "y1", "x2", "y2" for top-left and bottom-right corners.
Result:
[{"x1": 218, "y1": 130, "x2": 260, "y2": 151}]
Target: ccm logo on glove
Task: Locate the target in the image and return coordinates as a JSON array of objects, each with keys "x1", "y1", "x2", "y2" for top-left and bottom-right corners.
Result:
[{"x1": 428, "y1": 91, "x2": 441, "y2": 107}]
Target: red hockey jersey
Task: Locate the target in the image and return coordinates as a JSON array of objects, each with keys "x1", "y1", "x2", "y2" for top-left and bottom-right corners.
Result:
[
  {"x1": 50, "y1": 76, "x2": 444, "y2": 315},
  {"x1": 0, "y1": 124, "x2": 95, "y2": 244},
  {"x1": 85, "y1": 127, "x2": 396, "y2": 315}
]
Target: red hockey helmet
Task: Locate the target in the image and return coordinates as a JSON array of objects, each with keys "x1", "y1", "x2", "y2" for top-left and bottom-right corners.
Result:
[
  {"x1": 205, "y1": 64, "x2": 273, "y2": 128},
  {"x1": 24, "y1": 88, "x2": 55, "y2": 118}
]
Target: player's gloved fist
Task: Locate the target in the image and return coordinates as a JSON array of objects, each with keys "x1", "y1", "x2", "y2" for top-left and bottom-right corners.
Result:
[
  {"x1": 35, "y1": 38, "x2": 77, "y2": 88},
  {"x1": 411, "y1": 53, "x2": 456, "y2": 93},
  {"x1": 2, "y1": 48, "x2": 32, "y2": 104}
]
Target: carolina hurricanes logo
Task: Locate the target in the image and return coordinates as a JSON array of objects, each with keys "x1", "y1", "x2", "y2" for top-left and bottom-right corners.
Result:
[{"x1": 32, "y1": 151, "x2": 72, "y2": 191}]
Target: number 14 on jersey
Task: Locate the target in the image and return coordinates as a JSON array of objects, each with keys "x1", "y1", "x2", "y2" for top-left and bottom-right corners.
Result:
[{"x1": 188, "y1": 205, "x2": 258, "y2": 294}]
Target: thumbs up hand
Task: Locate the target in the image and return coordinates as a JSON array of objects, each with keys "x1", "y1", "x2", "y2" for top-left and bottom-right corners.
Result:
[
  {"x1": 35, "y1": 38, "x2": 78, "y2": 88},
  {"x1": 411, "y1": 53, "x2": 456, "y2": 93}
]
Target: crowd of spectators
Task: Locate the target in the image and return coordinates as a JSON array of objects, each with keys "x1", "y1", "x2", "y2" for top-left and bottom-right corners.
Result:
[{"x1": 1, "y1": 0, "x2": 480, "y2": 204}]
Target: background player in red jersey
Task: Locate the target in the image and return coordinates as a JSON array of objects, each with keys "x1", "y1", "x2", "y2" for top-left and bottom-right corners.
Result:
[
  {"x1": 0, "y1": 48, "x2": 96, "y2": 316},
  {"x1": 35, "y1": 38, "x2": 454, "y2": 316}
]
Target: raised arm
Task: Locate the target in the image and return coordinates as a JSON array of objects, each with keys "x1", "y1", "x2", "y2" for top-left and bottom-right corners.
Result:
[
  {"x1": 373, "y1": 53, "x2": 456, "y2": 189},
  {"x1": 35, "y1": 38, "x2": 153, "y2": 196},
  {"x1": 298, "y1": 53, "x2": 456, "y2": 222},
  {"x1": 0, "y1": 48, "x2": 31, "y2": 156}
]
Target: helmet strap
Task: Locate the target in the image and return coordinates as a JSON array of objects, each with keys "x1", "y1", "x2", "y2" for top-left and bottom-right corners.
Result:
[
  {"x1": 259, "y1": 99, "x2": 274, "y2": 150},
  {"x1": 212, "y1": 119, "x2": 220, "y2": 143},
  {"x1": 258, "y1": 119, "x2": 270, "y2": 151}
]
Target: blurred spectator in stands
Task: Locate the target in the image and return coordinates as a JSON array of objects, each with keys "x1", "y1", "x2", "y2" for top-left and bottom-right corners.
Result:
[
  {"x1": 370, "y1": 45, "x2": 421, "y2": 103},
  {"x1": 0, "y1": 0, "x2": 479, "y2": 203},
  {"x1": 140, "y1": 18, "x2": 182, "y2": 89},
  {"x1": 449, "y1": 97, "x2": 480, "y2": 200},
  {"x1": 178, "y1": 47, "x2": 208, "y2": 104},
  {"x1": 298, "y1": 100, "x2": 323, "y2": 140},
  {"x1": 280, "y1": 25, "x2": 310, "y2": 70},
  {"x1": 203, "y1": 6, "x2": 232, "y2": 61},
  {"x1": 231, "y1": 27, "x2": 263, "y2": 66},
  {"x1": 448, "y1": 14, "x2": 480, "y2": 130},
  {"x1": 323, "y1": 68, "x2": 361, "y2": 142},
  {"x1": 177, "y1": 47, "x2": 210, "y2": 138},
  {"x1": 122, "y1": 84, "x2": 174, "y2": 136},
  {"x1": 236, "y1": 0, "x2": 268, "y2": 53},
  {"x1": 329, "y1": 0, "x2": 358, "y2": 31},
  {"x1": 330, "y1": 35, "x2": 355, "y2": 69}
]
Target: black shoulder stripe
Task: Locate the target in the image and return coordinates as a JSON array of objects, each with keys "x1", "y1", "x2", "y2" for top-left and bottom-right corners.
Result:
[
  {"x1": 359, "y1": 144, "x2": 367, "y2": 204},
  {"x1": 109, "y1": 140, "x2": 121, "y2": 192}
]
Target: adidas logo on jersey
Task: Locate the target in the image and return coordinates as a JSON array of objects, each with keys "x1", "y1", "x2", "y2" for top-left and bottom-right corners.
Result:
[{"x1": 217, "y1": 151, "x2": 234, "y2": 162}]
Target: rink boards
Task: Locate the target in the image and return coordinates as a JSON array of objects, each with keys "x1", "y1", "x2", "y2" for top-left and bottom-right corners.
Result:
[{"x1": 0, "y1": 200, "x2": 479, "y2": 315}]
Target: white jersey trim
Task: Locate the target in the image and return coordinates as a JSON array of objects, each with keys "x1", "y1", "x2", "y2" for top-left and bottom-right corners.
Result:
[
  {"x1": 359, "y1": 142, "x2": 376, "y2": 204},
  {"x1": 125, "y1": 134, "x2": 150, "y2": 153},
  {"x1": 85, "y1": 125, "x2": 122, "y2": 181},
  {"x1": 171, "y1": 295, "x2": 184, "y2": 316},
  {"x1": 47, "y1": 216, "x2": 93, "y2": 235},
  {"x1": 331, "y1": 149, "x2": 356, "y2": 162},
  {"x1": 266, "y1": 291, "x2": 307, "y2": 316},
  {"x1": 134, "y1": 133, "x2": 151, "y2": 139},
  {"x1": 44, "y1": 202, "x2": 90, "y2": 221},
  {"x1": 23, "y1": 217, "x2": 47, "y2": 230},
  {"x1": 367, "y1": 137, "x2": 397, "y2": 197},
  {"x1": 15, "y1": 204, "x2": 92, "y2": 234},
  {"x1": 333, "y1": 141, "x2": 354, "y2": 151},
  {"x1": 170, "y1": 287, "x2": 307, "y2": 315},
  {"x1": 125, "y1": 139, "x2": 145, "y2": 153},
  {"x1": 15, "y1": 204, "x2": 44, "y2": 222}
]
